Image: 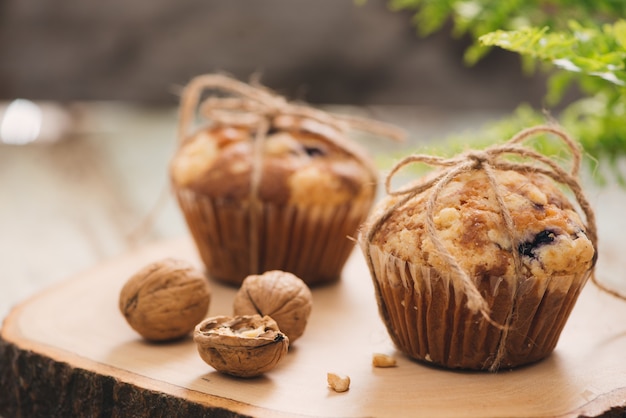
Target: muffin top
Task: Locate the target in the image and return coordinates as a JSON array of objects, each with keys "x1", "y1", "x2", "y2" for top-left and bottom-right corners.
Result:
[
  {"x1": 170, "y1": 117, "x2": 377, "y2": 207},
  {"x1": 368, "y1": 169, "x2": 595, "y2": 282}
]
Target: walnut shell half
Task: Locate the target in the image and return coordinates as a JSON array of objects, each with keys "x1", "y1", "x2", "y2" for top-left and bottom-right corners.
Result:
[
  {"x1": 233, "y1": 270, "x2": 312, "y2": 343},
  {"x1": 194, "y1": 315, "x2": 289, "y2": 378},
  {"x1": 119, "y1": 258, "x2": 211, "y2": 341}
]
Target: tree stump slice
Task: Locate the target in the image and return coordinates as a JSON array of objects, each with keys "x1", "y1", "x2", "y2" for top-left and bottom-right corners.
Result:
[{"x1": 1, "y1": 237, "x2": 626, "y2": 417}]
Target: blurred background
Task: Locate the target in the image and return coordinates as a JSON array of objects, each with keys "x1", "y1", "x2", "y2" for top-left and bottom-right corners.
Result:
[
  {"x1": 9, "y1": 0, "x2": 619, "y2": 320},
  {"x1": 0, "y1": 0, "x2": 547, "y2": 108}
]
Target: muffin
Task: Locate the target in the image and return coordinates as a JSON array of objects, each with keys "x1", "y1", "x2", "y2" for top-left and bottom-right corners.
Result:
[
  {"x1": 170, "y1": 75, "x2": 383, "y2": 286},
  {"x1": 360, "y1": 153, "x2": 596, "y2": 371}
]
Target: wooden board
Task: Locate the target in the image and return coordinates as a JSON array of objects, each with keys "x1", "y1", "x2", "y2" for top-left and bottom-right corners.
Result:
[{"x1": 2, "y1": 237, "x2": 626, "y2": 417}]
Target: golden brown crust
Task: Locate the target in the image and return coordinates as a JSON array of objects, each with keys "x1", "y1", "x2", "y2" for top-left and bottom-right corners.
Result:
[
  {"x1": 170, "y1": 123, "x2": 376, "y2": 207},
  {"x1": 369, "y1": 169, "x2": 594, "y2": 282}
]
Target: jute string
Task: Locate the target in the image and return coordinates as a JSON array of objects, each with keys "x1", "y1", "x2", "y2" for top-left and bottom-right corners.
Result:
[
  {"x1": 178, "y1": 73, "x2": 405, "y2": 274},
  {"x1": 367, "y1": 125, "x2": 600, "y2": 319},
  {"x1": 361, "y1": 124, "x2": 608, "y2": 370}
]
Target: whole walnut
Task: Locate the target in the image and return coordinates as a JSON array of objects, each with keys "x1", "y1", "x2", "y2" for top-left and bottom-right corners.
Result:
[
  {"x1": 233, "y1": 270, "x2": 312, "y2": 343},
  {"x1": 119, "y1": 258, "x2": 211, "y2": 341}
]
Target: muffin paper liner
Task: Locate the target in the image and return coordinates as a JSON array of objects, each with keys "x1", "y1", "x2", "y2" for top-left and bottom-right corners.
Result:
[
  {"x1": 364, "y1": 244, "x2": 590, "y2": 371},
  {"x1": 175, "y1": 188, "x2": 370, "y2": 286}
]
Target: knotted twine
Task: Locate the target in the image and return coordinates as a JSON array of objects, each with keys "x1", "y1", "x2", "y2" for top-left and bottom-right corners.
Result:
[
  {"x1": 177, "y1": 73, "x2": 405, "y2": 275},
  {"x1": 365, "y1": 125, "x2": 603, "y2": 326},
  {"x1": 359, "y1": 124, "x2": 612, "y2": 370}
]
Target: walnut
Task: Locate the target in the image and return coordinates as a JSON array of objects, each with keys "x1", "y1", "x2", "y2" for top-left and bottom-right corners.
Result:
[
  {"x1": 194, "y1": 315, "x2": 289, "y2": 378},
  {"x1": 327, "y1": 372, "x2": 350, "y2": 393},
  {"x1": 119, "y1": 258, "x2": 211, "y2": 341},
  {"x1": 233, "y1": 270, "x2": 312, "y2": 343}
]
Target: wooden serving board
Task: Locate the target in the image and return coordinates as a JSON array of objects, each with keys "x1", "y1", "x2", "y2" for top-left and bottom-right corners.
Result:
[{"x1": 2, "y1": 237, "x2": 626, "y2": 418}]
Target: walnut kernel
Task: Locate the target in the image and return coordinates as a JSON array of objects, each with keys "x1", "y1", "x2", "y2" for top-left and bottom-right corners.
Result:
[
  {"x1": 372, "y1": 353, "x2": 397, "y2": 368},
  {"x1": 327, "y1": 372, "x2": 350, "y2": 393},
  {"x1": 194, "y1": 315, "x2": 289, "y2": 378},
  {"x1": 233, "y1": 270, "x2": 312, "y2": 343},
  {"x1": 119, "y1": 258, "x2": 211, "y2": 341}
]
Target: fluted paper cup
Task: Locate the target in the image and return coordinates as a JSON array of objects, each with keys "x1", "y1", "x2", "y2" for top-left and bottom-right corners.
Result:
[
  {"x1": 364, "y1": 244, "x2": 590, "y2": 371},
  {"x1": 175, "y1": 187, "x2": 371, "y2": 286}
]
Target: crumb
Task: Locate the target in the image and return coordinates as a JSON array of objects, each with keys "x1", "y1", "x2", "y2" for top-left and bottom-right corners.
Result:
[
  {"x1": 327, "y1": 372, "x2": 350, "y2": 393},
  {"x1": 372, "y1": 353, "x2": 397, "y2": 368}
]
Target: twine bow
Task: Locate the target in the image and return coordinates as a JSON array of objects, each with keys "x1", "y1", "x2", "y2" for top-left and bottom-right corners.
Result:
[
  {"x1": 178, "y1": 73, "x2": 405, "y2": 274},
  {"x1": 367, "y1": 125, "x2": 598, "y2": 323},
  {"x1": 178, "y1": 73, "x2": 406, "y2": 145}
]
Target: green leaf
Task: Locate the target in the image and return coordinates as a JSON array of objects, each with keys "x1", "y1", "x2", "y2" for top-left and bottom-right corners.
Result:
[
  {"x1": 463, "y1": 44, "x2": 491, "y2": 65},
  {"x1": 386, "y1": 1, "x2": 626, "y2": 183},
  {"x1": 414, "y1": 2, "x2": 457, "y2": 36},
  {"x1": 614, "y1": 20, "x2": 626, "y2": 49},
  {"x1": 545, "y1": 71, "x2": 574, "y2": 106},
  {"x1": 479, "y1": 22, "x2": 626, "y2": 87}
]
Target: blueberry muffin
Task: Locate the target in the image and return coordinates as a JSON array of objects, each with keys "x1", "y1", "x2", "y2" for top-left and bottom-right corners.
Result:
[
  {"x1": 360, "y1": 168, "x2": 596, "y2": 371},
  {"x1": 171, "y1": 114, "x2": 377, "y2": 286}
]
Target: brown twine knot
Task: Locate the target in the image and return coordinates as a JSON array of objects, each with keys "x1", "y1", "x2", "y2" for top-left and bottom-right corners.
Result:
[
  {"x1": 367, "y1": 125, "x2": 601, "y2": 328},
  {"x1": 178, "y1": 73, "x2": 406, "y2": 145},
  {"x1": 466, "y1": 150, "x2": 490, "y2": 166},
  {"x1": 177, "y1": 73, "x2": 405, "y2": 274}
]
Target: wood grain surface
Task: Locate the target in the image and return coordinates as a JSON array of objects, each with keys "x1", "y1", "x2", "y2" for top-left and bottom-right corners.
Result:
[{"x1": 2, "y1": 237, "x2": 626, "y2": 417}]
